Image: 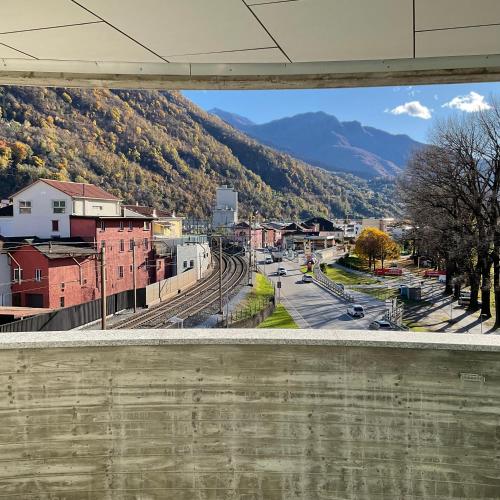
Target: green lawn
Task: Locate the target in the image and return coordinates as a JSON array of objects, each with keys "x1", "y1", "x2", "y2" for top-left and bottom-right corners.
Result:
[
  {"x1": 360, "y1": 287, "x2": 397, "y2": 301},
  {"x1": 323, "y1": 266, "x2": 378, "y2": 285},
  {"x1": 300, "y1": 265, "x2": 313, "y2": 275},
  {"x1": 241, "y1": 273, "x2": 274, "y2": 311},
  {"x1": 258, "y1": 304, "x2": 299, "y2": 328}
]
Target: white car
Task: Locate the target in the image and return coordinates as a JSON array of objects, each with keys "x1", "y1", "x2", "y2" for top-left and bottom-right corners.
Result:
[
  {"x1": 277, "y1": 267, "x2": 287, "y2": 276},
  {"x1": 302, "y1": 274, "x2": 313, "y2": 283},
  {"x1": 347, "y1": 304, "x2": 365, "y2": 318},
  {"x1": 265, "y1": 256, "x2": 273, "y2": 264},
  {"x1": 369, "y1": 319, "x2": 392, "y2": 330}
]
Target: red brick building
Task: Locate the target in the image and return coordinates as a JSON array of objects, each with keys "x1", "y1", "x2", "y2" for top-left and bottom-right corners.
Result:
[
  {"x1": 70, "y1": 215, "x2": 154, "y2": 295},
  {"x1": 8, "y1": 238, "x2": 97, "y2": 309}
]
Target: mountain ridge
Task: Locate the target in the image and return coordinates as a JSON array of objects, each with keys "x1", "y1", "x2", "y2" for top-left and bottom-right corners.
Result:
[
  {"x1": 0, "y1": 87, "x2": 399, "y2": 223},
  {"x1": 210, "y1": 108, "x2": 422, "y2": 178}
]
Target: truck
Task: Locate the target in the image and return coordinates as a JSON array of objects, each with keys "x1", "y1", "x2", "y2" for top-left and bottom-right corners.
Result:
[
  {"x1": 271, "y1": 251, "x2": 284, "y2": 263},
  {"x1": 374, "y1": 268, "x2": 403, "y2": 276}
]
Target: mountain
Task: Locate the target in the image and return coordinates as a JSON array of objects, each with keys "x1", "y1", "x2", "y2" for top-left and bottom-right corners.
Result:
[
  {"x1": 0, "y1": 87, "x2": 399, "y2": 221},
  {"x1": 210, "y1": 109, "x2": 422, "y2": 178},
  {"x1": 208, "y1": 108, "x2": 256, "y2": 129}
]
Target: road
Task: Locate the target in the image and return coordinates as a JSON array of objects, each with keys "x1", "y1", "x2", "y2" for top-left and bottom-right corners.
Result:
[{"x1": 257, "y1": 251, "x2": 386, "y2": 329}]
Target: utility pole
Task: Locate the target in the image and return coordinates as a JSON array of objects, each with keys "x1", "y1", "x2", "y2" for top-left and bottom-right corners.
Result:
[
  {"x1": 218, "y1": 235, "x2": 223, "y2": 315},
  {"x1": 132, "y1": 239, "x2": 137, "y2": 313},
  {"x1": 248, "y1": 213, "x2": 253, "y2": 286},
  {"x1": 100, "y1": 246, "x2": 107, "y2": 330}
]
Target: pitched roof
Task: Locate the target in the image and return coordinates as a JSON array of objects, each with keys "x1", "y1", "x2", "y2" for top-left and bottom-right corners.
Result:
[
  {"x1": 41, "y1": 179, "x2": 119, "y2": 200},
  {"x1": 123, "y1": 205, "x2": 176, "y2": 218}
]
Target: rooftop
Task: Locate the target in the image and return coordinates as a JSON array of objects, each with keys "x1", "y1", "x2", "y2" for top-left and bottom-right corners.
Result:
[{"x1": 7, "y1": 237, "x2": 97, "y2": 260}]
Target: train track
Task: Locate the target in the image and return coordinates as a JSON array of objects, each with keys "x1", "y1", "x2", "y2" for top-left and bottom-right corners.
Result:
[{"x1": 114, "y1": 253, "x2": 247, "y2": 329}]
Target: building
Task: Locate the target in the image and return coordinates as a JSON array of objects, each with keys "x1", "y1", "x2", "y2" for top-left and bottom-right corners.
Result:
[
  {"x1": 124, "y1": 205, "x2": 183, "y2": 238},
  {"x1": 232, "y1": 222, "x2": 263, "y2": 250},
  {"x1": 0, "y1": 239, "x2": 12, "y2": 306},
  {"x1": 7, "y1": 238, "x2": 97, "y2": 309},
  {"x1": 212, "y1": 185, "x2": 238, "y2": 229},
  {"x1": 361, "y1": 217, "x2": 395, "y2": 233},
  {"x1": 0, "y1": 179, "x2": 120, "y2": 238},
  {"x1": 70, "y1": 214, "x2": 154, "y2": 295}
]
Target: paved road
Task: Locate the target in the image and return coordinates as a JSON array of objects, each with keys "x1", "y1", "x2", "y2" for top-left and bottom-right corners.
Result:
[{"x1": 257, "y1": 251, "x2": 386, "y2": 329}]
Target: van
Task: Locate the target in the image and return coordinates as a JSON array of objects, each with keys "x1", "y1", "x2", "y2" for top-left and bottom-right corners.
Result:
[{"x1": 347, "y1": 304, "x2": 365, "y2": 318}]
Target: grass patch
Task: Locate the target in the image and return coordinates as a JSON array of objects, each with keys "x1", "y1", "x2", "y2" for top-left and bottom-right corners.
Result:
[
  {"x1": 236, "y1": 273, "x2": 274, "y2": 317},
  {"x1": 323, "y1": 266, "x2": 378, "y2": 286},
  {"x1": 360, "y1": 287, "x2": 397, "y2": 301},
  {"x1": 258, "y1": 304, "x2": 299, "y2": 328}
]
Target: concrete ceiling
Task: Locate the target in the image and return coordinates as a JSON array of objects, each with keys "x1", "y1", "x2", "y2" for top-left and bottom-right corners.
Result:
[{"x1": 0, "y1": 0, "x2": 499, "y2": 89}]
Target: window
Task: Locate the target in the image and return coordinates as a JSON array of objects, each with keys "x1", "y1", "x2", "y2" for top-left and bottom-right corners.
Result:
[
  {"x1": 100, "y1": 220, "x2": 106, "y2": 231},
  {"x1": 189, "y1": 260, "x2": 194, "y2": 268},
  {"x1": 52, "y1": 200, "x2": 66, "y2": 214},
  {"x1": 129, "y1": 265, "x2": 133, "y2": 273},
  {"x1": 119, "y1": 221, "x2": 124, "y2": 231},
  {"x1": 119, "y1": 239, "x2": 125, "y2": 252},
  {"x1": 19, "y1": 201, "x2": 31, "y2": 214},
  {"x1": 92, "y1": 205, "x2": 103, "y2": 211},
  {"x1": 118, "y1": 266, "x2": 124, "y2": 279},
  {"x1": 35, "y1": 269, "x2": 42, "y2": 282},
  {"x1": 143, "y1": 238, "x2": 149, "y2": 250},
  {"x1": 60, "y1": 297, "x2": 65, "y2": 308},
  {"x1": 129, "y1": 239, "x2": 134, "y2": 251},
  {"x1": 183, "y1": 260, "x2": 188, "y2": 269},
  {"x1": 61, "y1": 282, "x2": 65, "y2": 291},
  {"x1": 143, "y1": 221, "x2": 151, "y2": 231},
  {"x1": 128, "y1": 221, "x2": 133, "y2": 231},
  {"x1": 13, "y1": 268, "x2": 22, "y2": 283},
  {"x1": 52, "y1": 220, "x2": 59, "y2": 232}
]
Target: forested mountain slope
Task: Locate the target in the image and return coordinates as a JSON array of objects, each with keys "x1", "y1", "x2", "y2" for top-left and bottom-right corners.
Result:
[{"x1": 0, "y1": 87, "x2": 398, "y2": 219}]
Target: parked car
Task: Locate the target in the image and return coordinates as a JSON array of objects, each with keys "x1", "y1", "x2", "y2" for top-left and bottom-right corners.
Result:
[
  {"x1": 369, "y1": 319, "x2": 393, "y2": 330},
  {"x1": 389, "y1": 262, "x2": 398, "y2": 268},
  {"x1": 264, "y1": 256, "x2": 273, "y2": 264},
  {"x1": 277, "y1": 267, "x2": 287, "y2": 276},
  {"x1": 347, "y1": 304, "x2": 365, "y2": 318},
  {"x1": 302, "y1": 274, "x2": 313, "y2": 283},
  {"x1": 458, "y1": 291, "x2": 471, "y2": 307}
]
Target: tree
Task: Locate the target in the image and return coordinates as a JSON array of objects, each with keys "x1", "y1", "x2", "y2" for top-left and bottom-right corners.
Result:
[{"x1": 355, "y1": 228, "x2": 399, "y2": 270}]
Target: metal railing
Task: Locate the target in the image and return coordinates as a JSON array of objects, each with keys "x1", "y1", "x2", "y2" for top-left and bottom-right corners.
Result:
[{"x1": 312, "y1": 253, "x2": 355, "y2": 303}]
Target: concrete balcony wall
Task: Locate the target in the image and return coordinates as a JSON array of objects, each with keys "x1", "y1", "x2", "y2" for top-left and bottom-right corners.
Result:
[{"x1": 1, "y1": 330, "x2": 499, "y2": 499}]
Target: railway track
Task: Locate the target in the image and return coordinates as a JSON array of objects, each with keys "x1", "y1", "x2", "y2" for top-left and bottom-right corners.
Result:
[{"x1": 115, "y1": 253, "x2": 247, "y2": 329}]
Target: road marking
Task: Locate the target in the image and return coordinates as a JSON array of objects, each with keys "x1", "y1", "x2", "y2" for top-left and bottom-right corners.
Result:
[{"x1": 280, "y1": 296, "x2": 310, "y2": 328}]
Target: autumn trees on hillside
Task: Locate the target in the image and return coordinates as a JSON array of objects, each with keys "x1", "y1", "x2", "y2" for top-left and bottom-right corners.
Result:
[
  {"x1": 354, "y1": 228, "x2": 399, "y2": 270},
  {"x1": 399, "y1": 98, "x2": 500, "y2": 326}
]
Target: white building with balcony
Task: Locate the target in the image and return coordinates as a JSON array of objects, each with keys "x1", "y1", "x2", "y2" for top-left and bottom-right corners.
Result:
[{"x1": 212, "y1": 185, "x2": 238, "y2": 229}]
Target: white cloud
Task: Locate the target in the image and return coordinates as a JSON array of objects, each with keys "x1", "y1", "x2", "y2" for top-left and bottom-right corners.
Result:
[
  {"x1": 442, "y1": 91, "x2": 492, "y2": 112},
  {"x1": 387, "y1": 101, "x2": 432, "y2": 120}
]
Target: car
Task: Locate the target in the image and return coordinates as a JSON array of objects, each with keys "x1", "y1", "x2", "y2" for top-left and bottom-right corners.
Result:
[
  {"x1": 347, "y1": 304, "x2": 365, "y2": 318},
  {"x1": 302, "y1": 274, "x2": 313, "y2": 283},
  {"x1": 277, "y1": 267, "x2": 287, "y2": 276},
  {"x1": 389, "y1": 262, "x2": 398, "y2": 268},
  {"x1": 458, "y1": 291, "x2": 471, "y2": 307},
  {"x1": 264, "y1": 256, "x2": 273, "y2": 265},
  {"x1": 369, "y1": 320, "x2": 393, "y2": 330}
]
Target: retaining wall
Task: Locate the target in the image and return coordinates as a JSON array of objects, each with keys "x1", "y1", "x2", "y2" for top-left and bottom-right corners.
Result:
[{"x1": 1, "y1": 330, "x2": 500, "y2": 499}]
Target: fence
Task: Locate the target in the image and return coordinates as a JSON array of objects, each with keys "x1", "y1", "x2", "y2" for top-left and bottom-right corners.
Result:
[
  {"x1": 145, "y1": 268, "x2": 198, "y2": 306},
  {"x1": 313, "y1": 254, "x2": 355, "y2": 303},
  {"x1": 217, "y1": 296, "x2": 275, "y2": 328},
  {"x1": 0, "y1": 289, "x2": 143, "y2": 333}
]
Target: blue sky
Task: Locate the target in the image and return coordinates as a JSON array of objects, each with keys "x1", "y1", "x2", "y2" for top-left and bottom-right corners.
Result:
[{"x1": 183, "y1": 82, "x2": 500, "y2": 143}]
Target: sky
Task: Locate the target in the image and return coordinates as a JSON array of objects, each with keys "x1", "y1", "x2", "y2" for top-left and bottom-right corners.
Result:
[{"x1": 183, "y1": 82, "x2": 500, "y2": 143}]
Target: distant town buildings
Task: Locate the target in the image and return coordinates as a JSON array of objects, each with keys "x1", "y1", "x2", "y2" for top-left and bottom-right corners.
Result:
[{"x1": 212, "y1": 185, "x2": 238, "y2": 229}]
